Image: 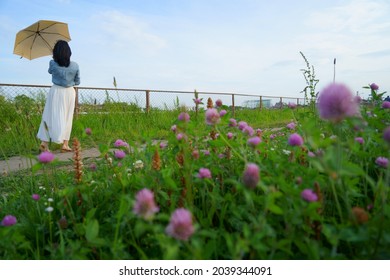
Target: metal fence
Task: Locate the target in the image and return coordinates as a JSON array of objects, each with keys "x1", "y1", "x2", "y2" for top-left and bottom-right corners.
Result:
[{"x1": 0, "y1": 83, "x2": 306, "y2": 116}]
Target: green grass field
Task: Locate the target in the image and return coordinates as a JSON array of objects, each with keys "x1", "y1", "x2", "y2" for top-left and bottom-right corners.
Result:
[{"x1": 0, "y1": 94, "x2": 298, "y2": 159}]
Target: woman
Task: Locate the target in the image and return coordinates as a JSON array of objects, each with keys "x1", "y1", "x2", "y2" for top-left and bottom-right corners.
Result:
[{"x1": 37, "y1": 40, "x2": 80, "y2": 152}]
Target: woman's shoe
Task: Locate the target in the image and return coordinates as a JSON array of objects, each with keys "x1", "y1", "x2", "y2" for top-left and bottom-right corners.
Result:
[
  {"x1": 61, "y1": 147, "x2": 72, "y2": 153},
  {"x1": 39, "y1": 143, "x2": 50, "y2": 152}
]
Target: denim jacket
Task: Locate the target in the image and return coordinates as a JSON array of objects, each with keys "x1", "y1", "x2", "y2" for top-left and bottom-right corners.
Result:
[{"x1": 48, "y1": 60, "x2": 80, "y2": 87}]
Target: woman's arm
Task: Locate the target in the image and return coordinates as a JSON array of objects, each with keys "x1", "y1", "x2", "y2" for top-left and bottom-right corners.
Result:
[
  {"x1": 48, "y1": 60, "x2": 55, "y2": 74},
  {"x1": 74, "y1": 67, "x2": 80, "y2": 85}
]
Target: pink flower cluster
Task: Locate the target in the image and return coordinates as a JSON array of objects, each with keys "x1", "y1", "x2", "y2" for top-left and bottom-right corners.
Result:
[
  {"x1": 288, "y1": 102, "x2": 297, "y2": 109},
  {"x1": 384, "y1": 127, "x2": 390, "y2": 143},
  {"x1": 247, "y1": 136, "x2": 261, "y2": 147},
  {"x1": 193, "y1": 98, "x2": 203, "y2": 105},
  {"x1": 114, "y1": 139, "x2": 129, "y2": 148},
  {"x1": 219, "y1": 110, "x2": 227, "y2": 117},
  {"x1": 205, "y1": 108, "x2": 221, "y2": 125},
  {"x1": 38, "y1": 151, "x2": 55, "y2": 164},
  {"x1": 229, "y1": 118, "x2": 237, "y2": 127},
  {"x1": 238, "y1": 121, "x2": 248, "y2": 130},
  {"x1": 242, "y1": 163, "x2": 260, "y2": 189},
  {"x1": 178, "y1": 112, "x2": 190, "y2": 122},
  {"x1": 375, "y1": 157, "x2": 388, "y2": 168},
  {"x1": 165, "y1": 208, "x2": 195, "y2": 241},
  {"x1": 133, "y1": 188, "x2": 159, "y2": 220},
  {"x1": 286, "y1": 122, "x2": 296, "y2": 130},
  {"x1": 301, "y1": 189, "x2": 318, "y2": 202},
  {"x1": 355, "y1": 137, "x2": 364, "y2": 145},
  {"x1": 114, "y1": 150, "x2": 126, "y2": 159},
  {"x1": 197, "y1": 168, "x2": 212, "y2": 179},
  {"x1": 243, "y1": 126, "x2": 254, "y2": 136},
  {"x1": 288, "y1": 133, "x2": 304, "y2": 146},
  {"x1": 1, "y1": 215, "x2": 17, "y2": 226},
  {"x1": 382, "y1": 101, "x2": 390, "y2": 109},
  {"x1": 317, "y1": 83, "x2": 360, "y2": 122},
  {"x1": 370, "y1": 83, "x2": 379, "y2": 90}
]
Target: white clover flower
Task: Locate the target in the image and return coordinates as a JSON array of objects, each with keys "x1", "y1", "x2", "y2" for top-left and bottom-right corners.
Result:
[
  {"x1": 134, "y1": 160, "x2": 144, "y2": 170},
  {"x1": 48, "y1": 198, "x2": 54, "y2": 202},
  {"x1": 282, "y1": 149, "x2": 291, "y2": 155},
  {"x1": 107, "y1": 157, "x2": 113, "y2": 164},
  {"x1": 45, "y1": 206, "x2": 54, "y2": 212}
]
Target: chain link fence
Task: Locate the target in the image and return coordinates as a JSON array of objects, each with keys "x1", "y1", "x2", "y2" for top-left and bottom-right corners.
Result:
[{"x1": 0, "y1": 83, "x2": 306, "y2": 116}]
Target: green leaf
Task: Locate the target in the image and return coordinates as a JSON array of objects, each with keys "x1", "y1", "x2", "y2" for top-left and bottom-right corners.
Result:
[
  {"x1": 161, "y1": 169, "x2": 177, "y2": 190},
  {"x1": 339, "y1": 162, "x2": 364, "y2": 176},
  {"x1": 322, "y1": 224, "x2": 339, "y2": 246},
  {"x1": 268, "y1": 203, "x2": 284, "y2": 215},
  {"x1": 98, "y1": 143, "x2": 110, "y2": 154},
  {"x1": 74, "y1": 223, "x2": 85, "y2": 236},
  {"x1": 86, "y1": 208, "x2": 97, "y2": 220},
  {"x1": 31, "y1": 162, "x2": 43, "y2": 173},
  {"x1": 85, "y1": 219, "x2": 99, "y2": 242}
]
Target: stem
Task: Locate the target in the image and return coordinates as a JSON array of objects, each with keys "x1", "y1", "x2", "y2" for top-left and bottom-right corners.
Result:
[
  {"x1": 35, "y1": 229, "x2": 40, "y2": 259},
  {"x1": 215, "y1": 127, "x2": 246, "y2": 162},
  {"x1": 48, "y1": 212, "x2": 53, "y2": 245},
  {"x1": 333, "y1": 123, "x2": 348, "y2": 222},
  {"x1": 330, "y1": 180, "x2": 344, "y2": 223},
  {"x1": 112, "y1": 196, "x2": 124, "y2": 253},
  {"x1": 372, "y1": 170, "x2": 389, "y2": 257}
]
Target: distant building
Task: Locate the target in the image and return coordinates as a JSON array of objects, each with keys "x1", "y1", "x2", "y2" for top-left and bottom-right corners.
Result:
[{"x1": 242, "y1": 99, "x2": 271, "y2": 109}]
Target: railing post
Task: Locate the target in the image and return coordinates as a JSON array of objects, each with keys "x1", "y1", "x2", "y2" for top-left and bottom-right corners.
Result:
[
  {"x1": 146, "y1": 90, "x2": 150, "y2": 113},
  {"x1": 279, "y1": 97, "x2": 283, "y2": 109},
  {"x1": 259, "y1": 96, "x2": 262, "y2": 110},
  {"x1": 74, "y1": 87, "x2": 79, "y2": 118},
  {"x1": 232, "y1": 94, "x2": 235, "y2": 117}
]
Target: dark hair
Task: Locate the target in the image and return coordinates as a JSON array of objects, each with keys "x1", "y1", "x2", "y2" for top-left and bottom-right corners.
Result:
[{"x1": 52, "y1": 40, "x2": 72, "y2": 67}]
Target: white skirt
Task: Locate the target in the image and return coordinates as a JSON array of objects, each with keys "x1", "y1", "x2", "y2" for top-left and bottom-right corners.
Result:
[{"x1": 37, "y1": 85, "x2": 76, "y2": 144}]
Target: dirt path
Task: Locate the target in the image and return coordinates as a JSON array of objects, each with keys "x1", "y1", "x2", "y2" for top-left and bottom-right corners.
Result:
[
  {"x1": 1, "y1": 129, "x2": 283, "y2": 176},
  {"x1": 0, "y1": 148, "x2": 101, "y2": 175}
]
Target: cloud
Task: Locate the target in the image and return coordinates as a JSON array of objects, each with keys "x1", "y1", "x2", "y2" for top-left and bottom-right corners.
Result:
[
  {"x1": 269, "y1": 60, "x2": 298, "y2": 68},
  {"x1": 55, "y1": 0, "x2": 71, "y2": 4},
  {"x1": 91, "y1": 10, "x2": 167, "y2": 54},
  {"x1": 0, "y1": 15, "x2": 15, "y2": 33},
  {"x1": 306, "y1": 0, "x2": 390, "y2": 33},
  {"x1": 291, "y1": 0, "x2": 390, "y2": 70},
  {"x1": 359, "y1": 48, "x2": 390, "y2": 57}
]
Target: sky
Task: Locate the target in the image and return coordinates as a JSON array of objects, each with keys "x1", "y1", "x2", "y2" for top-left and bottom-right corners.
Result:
[{"x1": 1, "y1": 0, "x2": 390, "y2": 99}]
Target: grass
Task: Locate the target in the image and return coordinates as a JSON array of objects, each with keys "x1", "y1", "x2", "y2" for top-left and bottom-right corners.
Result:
[
  {"x1": 1, "y1": 88, "x2": 389, "y2": 260},
  {"x1": 0, "y1": 93, "x2": 297, "y2": 159}
]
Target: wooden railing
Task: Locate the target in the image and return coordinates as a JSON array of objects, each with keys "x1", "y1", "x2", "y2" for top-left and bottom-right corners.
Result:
[{"x1": 0, "y1": 83, "x2": 306, "y2": 117}]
